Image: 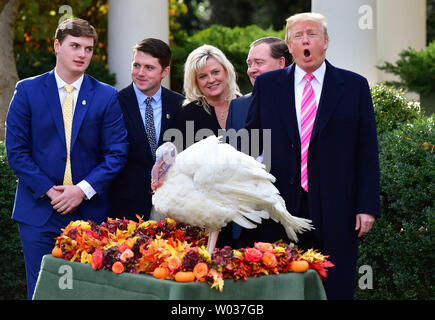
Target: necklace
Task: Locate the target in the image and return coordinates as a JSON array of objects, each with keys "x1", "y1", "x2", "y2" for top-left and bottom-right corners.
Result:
[{"x1": 215, "y1": 106, "x2": 229, "y2": 121}]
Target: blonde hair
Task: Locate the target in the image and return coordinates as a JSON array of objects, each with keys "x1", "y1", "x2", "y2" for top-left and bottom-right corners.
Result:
[
  {"x1": 285, "y1": 12, "x2": 329, "y2": 43},
  {"x1": 183, "y1": 44, "x2": 240, "y2": 110}
]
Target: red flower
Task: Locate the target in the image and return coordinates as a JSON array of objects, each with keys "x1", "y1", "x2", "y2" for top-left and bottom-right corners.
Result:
[
  {"x1": 91, "y1": 247, "x2": 104, "y2": 270},
  {"x1": 244, "y1": 248, "x2": 263, "y2": 262}
]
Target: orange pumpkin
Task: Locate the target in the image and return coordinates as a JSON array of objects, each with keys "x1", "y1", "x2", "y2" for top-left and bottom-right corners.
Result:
[
  {"x1": 174, "y1": 271, "x2": 195, "y2": 282},
  {"x1": 112, "y1": 261, "x2": 125, "y2": 274},
  {"x1": 153, "y1": 267, "x2": 170, "y2": 280},
  {"x1": 290, "y1": 260, "x2": 309, "y2": 273},
  {"x1": 51, "y1": 246, "x2": 63, "y2": 258}
]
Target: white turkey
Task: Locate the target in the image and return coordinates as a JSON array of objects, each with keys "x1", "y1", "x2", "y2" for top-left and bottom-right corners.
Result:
[{"x1": 151, "y1": 135, "x2": 313, "y2": 253}]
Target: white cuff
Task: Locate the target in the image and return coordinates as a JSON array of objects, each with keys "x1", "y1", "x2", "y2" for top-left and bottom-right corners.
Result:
[{"x1": 77, "y1": 180, "x2": 97, "y2": 200}]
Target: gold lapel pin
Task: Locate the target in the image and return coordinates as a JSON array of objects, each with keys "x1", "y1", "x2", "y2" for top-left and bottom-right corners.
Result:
[{"x1": 82, "y1": 100, "x2": 87, "y2": 106}]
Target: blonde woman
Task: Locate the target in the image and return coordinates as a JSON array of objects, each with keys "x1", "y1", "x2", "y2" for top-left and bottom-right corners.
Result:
[{"x1": 174, "y1": 44, "x2": 241, "y2": 150}]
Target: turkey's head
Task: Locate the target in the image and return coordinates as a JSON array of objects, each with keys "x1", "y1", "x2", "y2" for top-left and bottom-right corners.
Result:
[{"x1": 151, "y1": 142, "x2": 177, "y2": 191}]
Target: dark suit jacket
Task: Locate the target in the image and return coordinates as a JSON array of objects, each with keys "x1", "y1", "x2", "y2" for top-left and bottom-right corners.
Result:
[
  {"x1": 6, "y1": 70, "x2": 129, "y2": 227},
  {"x1": 225, "y1": 93, "x2": 252, "y2": 131},
  {"x1": 246, "y1": 60, "x2": 381, "y2": 299},
  {"x1": 109, "y1": 84, "x2": 184, "y2": 221}
]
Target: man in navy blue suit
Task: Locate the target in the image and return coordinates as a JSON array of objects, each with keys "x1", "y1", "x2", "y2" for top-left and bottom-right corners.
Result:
[
  {"x1": 226, "y1": 37, "x2": 291, "y2": 248},
  {"x1": 109, "y1": 38, "x2": 184, "y2": 221},
  {"x1": 6, "y1": 18, "x2": 128, "y2": 299},
  {"x1": 246, "y1": 13, "x2": 380, "y2": 299}
]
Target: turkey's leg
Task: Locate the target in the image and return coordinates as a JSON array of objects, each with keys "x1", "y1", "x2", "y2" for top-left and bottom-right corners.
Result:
[{"x1": 206, "y1": 230, "x2": 220, "y2": 254}]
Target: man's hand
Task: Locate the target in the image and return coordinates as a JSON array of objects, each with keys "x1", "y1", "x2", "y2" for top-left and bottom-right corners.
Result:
[
  {"x1": 46, "y1": 186, "x2": 63, "y2": 201},
  {"x1": 355, "y1": 213, "x2": 375, "y2": 238},
  {"x1": 50, "y1": 185, "x2": 85, "y2": 215}
]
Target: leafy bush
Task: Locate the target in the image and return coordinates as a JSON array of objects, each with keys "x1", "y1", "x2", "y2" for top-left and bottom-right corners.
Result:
[
  {"x1": 356, "y1": 115, "x2": 435, "y2": 300},
  {"x1": 371, "y1": 82, "x2": 423, "y2": 134},
  {"x1": 171, "y1": 24, "x2": 286, "y2": 94},
  {"x1": 377, "y1": 41, "x2": 435, "y2": 96},
  {"x1": 0, "y1": 142, "x2": 26, "y2": 300}
]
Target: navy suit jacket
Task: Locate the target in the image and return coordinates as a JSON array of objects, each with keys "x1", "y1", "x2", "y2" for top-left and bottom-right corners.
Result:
[
  {"x1": 226, "y1": 93, "x2": 252, "y2": 131},
  {"x1": 6, "y1": 70, "x2": 129, "y2": 227},
  {"x1": 246, "y1": 60, "x2": 380, "y2": 298},
  {"x1": 109, "y1": 84, "x2": 184, "y2": 221}
]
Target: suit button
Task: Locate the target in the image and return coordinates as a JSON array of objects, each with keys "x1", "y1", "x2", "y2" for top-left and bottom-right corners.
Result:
[{"x1": 291, "y1": 144, "x2": 294, "y2": 149}]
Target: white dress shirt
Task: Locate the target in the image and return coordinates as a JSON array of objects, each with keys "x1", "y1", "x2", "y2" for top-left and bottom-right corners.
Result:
[
  {"x1": 54, "y1": 68, "x2": 96, "y2": 200},
  {"x1": 294, "y1": 62, "x2": 326, "y2": 134}
]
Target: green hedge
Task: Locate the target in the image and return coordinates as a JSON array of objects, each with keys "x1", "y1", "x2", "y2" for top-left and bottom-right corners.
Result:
[
  {"x1": 371, "y1": 82, "x2": 423, "y2": 134},
  {"x1": 355, "y1": 90, "x2": 434, "y2": 299},
  {"x1": 171, "y1": 24, "x2": 286, "y2": 95},
  {"x1": 0, "y1": 142, "x2": 26, "y2": 300}
]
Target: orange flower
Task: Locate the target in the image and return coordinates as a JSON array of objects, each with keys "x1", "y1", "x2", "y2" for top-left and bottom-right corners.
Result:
[
  {"x1": 167, "y1": 256, "x2": 181, "y2": 272},
  {"x1": 254, "y1": 242, "x2": 274, "y2": 252},
  {"x1": 244, "y1": 248, "x2": 263, "y2": 262},
  {"x1": 261, "y1": 252, "x2": 277, "y2": 268},
  {"x1": 193, "y1": 262, "x2": 209, "y2": 280}
]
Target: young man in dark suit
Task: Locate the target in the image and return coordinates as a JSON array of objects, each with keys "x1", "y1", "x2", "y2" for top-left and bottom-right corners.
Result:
[
  {"x1": 246, "y1": 13, "x2": 380, "y2": 299},
  {"x1": 6, "y1": 18, "x2": 128, "y2": 299},
  {"x1": 109, "y1": 38, "x2": 184, "y2": 221}
]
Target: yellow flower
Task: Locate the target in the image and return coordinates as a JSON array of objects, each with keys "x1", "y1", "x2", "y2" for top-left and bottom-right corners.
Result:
[
  {"x1": 72, "y1": 220, "x2": 91, "y2": 230},
  {"x1": 141, "y1": 220, "x2": 157, "y2": 229},
  {"x1": 166, "y1": 218, "x2": 176, "y2": 225},
  {"x1": 272, "y1": 247, "x2": 286, "y2": 254},
  {"x1": 198, "y1": 246, "x2": 211, "y2": 261},
  {"x1": 300, "y1": 249, "x2": 326, "y2": 263},
  {"x1": 127, "y1": 222, "x2": 137, "y2": 235},
  {"x1": 233, "y1": 250, "x2": 244, "y2": 259},
  {"x1": 81, "y1": 251, "x2": 91, "y2": 264}
]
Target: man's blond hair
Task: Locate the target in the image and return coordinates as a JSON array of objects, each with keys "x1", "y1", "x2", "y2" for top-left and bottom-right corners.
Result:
[{"x1": 285, "y1": 12, "x2": 329, "y2": 43}]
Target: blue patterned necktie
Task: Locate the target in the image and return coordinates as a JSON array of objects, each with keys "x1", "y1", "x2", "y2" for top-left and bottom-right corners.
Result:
[{"x1": 145, "y1": 96, "x2": 157, "y2": 161}]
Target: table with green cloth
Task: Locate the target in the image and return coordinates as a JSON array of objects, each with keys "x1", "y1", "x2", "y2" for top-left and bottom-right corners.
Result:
[{"x1": 33, "y1": 254, "x2": 326, "y2": 300}]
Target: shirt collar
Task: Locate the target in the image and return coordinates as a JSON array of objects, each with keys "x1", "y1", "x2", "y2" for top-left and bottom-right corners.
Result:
[
  {"x1": 54, "y1": 68, "x2": 84, "y2": 91},
  {"x1": 294, "y1": 61, "x2": 326, "y2": 85},
  {"x1": 132, "y1": 82, "x2": 162, "y2": 105}
]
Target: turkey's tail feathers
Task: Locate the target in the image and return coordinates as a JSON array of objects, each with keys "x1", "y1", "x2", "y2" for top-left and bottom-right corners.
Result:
[
  {"x1": 270, "y1": 200, "x2": 314, "y2": 242},
  {"x1": 232, "y1": 205, "x2": 269, "y2": 229}
]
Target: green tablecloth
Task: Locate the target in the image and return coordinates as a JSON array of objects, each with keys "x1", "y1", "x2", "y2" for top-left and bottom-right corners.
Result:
[{"x1": 33, "y1": 255, "x2": 326, "y2": 300}]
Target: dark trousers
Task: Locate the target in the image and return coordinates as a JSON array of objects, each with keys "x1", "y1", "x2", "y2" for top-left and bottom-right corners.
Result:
[
  {"x1": 296, "y1": 188, "x2": 323, "y2": 251},
  {"x1": 18, "y1": 210, "x2": 82, "y2": 299}
]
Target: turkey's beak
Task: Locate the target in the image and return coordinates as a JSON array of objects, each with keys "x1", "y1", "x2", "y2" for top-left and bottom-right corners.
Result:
[{"x1": 151, "y1": 157, "x2": 164, "y2": 191}]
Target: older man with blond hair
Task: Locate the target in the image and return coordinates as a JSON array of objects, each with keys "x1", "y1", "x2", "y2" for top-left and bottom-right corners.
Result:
[{"x1": 246, "y1": 12, "x2": 380, "y2": 299}]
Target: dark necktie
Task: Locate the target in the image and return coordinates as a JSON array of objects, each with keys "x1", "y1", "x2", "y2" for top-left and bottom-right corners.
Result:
[{"x1": 145, "y1": 96, "x2": 157, "y2": 161}]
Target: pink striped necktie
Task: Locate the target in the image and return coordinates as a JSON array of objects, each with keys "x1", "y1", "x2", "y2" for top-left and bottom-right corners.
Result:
[{"x1": 300, "y1": 73, "x2": 317, "y2": 192}]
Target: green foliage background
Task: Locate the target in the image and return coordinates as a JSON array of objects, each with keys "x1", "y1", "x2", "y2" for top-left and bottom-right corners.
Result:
[{"x1": 354, "y1": 85, "x2": 434, "y2": 299}]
